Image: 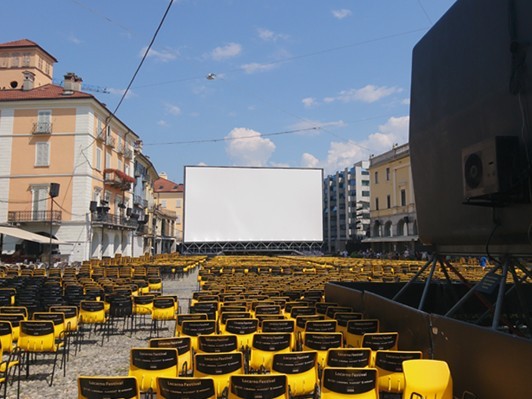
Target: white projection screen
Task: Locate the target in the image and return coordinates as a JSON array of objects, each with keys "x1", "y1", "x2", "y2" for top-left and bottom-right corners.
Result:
[{"x1": 184, "y1": 166, "x2": 323, "y2": 243}]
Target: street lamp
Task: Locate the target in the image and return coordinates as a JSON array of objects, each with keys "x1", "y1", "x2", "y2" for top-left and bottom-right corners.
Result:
[{"x1": 48, "y1": 183, "x2": 60, "y2": 269}]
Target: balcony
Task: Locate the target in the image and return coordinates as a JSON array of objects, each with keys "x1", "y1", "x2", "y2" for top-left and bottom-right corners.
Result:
[
  {"x1": 124, "y1": 148, "x2": 133, "y2": 159},
  {"x1": 104, "y1": 168, "x2": 135, "y2": 191},
  {"x1": 8, "y1": 210, "x2": 62, "y2": 224},
  {"x1": 32, "y1": 122, "x2": 52, "y2": 134},
  {"x1": 96, "y1": 130, "x2": 106, "y2": 142},
  {"x1": 117, "y1": 143, "x2": 124, "y2": 155},
  {"x1": 133, "y1": 194, "x2": 148, "y2": 208},
  {"x1": 106, "y1": 136, "x2": 116, "y2": 148},
  {"x1": 90, "y1": 210, "x2": 137, "y2": 229}
]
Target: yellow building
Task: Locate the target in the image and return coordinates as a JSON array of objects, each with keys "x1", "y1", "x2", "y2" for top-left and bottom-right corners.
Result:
[
  {"x1": 366, "y1": 143, "x2": 419, "y2": 255},
  {"x1": 0, "y1": 39, "x2": 140, "y2": 262}
]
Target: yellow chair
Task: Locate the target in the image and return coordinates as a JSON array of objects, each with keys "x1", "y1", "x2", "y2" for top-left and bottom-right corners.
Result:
[
  {"x1": 402, "y1": 359, "x2": 453, "y2": 399},
  {"x1": 374, "y1": 350, "x2": 422, "y2": 394},
  {"x1": 249, "y1": 332, "x2": 292, "y2": 373},
  {"x1": 175, "y1": 313, "x2": 208, "y2": 336},
  {"x1": 345, "y1": 319, "x2": 379, "y2": 348},
  {"x1": 302, "y1": 332, "x2": 343, "y2": 371},
  {"x1": 0, "y1": 321, "x2": 14, "y2": 353},
  {"x1": 0, "y1": 307, "x2": 28, "y2": 320},
  {"x1": 156, "y1": 376, "x2": 216, "y2": 399},
  {"x1": 78, "y1": 376, "x2": 140, "y2": 399},
  {"x1": 361, "y1": 332, "x2": 399, "y2": 366},
  {"x1": 271, "y1": 351, "x2": 318, "y2": 397},
  {"x1": 18, "y1": 320, "x2": 66, "y2": 386},
  {"x1": 129, "y1": 347, "x2": 179, "y2": 397},
  {"x1": 326, "y1": 348, "x2": 372, "y2": 368},
  {"x1": 260, "y1": 319, "x2": 296, "y2": 350},
  {"x1": 149, "y1": 336, "x2": 193, "y2": 376},
  {"x1": 181, "y1": 320, "x2": 217, "y2": 352},
  {"x1": 218, "y1": 312, "x2": 251, "y2": 333},
  {"x1": 321, "y1": 367, "x2": 379, "y2": 399},
  {"x1": 78, "y1": 300, "x2": 109, "y2": 346},
  {"x1": 197, "y1": 334, "x2": 238, "y2": 354},
  {"x1": 151, "y1": 297, "x2": 178, "y2": 336},
  {"x1": 0, "y1": 314, "x2": 25, "y2": 342},
  {"x1": 224, "y1": 318, "x2": 259, "y2": 352},
  {"x1": 228, "y1": 374, "x2": 288, "y2": 399},
  {"x1": 194, "y1": 352, "x2": 244, "y2": 399}
]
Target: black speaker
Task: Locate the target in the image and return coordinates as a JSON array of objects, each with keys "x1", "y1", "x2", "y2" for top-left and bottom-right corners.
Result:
[
  {"x1": 49, "y1": 183, "x2": 60, "y2": 198},
  {"x1": 89, "y1": 201, "x2": 98, "y2": 212}
]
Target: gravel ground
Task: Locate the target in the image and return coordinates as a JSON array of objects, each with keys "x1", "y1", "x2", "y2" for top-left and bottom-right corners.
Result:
[{"x1": 12, "y1": 268, "x2": 200, "y2": 399}]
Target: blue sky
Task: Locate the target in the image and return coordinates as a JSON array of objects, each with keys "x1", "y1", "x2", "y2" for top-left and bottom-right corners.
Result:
[{"x1": 5, "y1": 0, "x2": 456, "y2": 183}]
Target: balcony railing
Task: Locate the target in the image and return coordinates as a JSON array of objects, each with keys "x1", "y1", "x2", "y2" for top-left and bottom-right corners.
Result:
[
  {"x1": 106, "y1": 136, "x2": 116, "y2": 148},
  {"x1": 96, "y1": 130, "x2": 106, "y2": 142},
  {"x1": 117, "y1": 143, "x2": 124, "y2": 154},
  {"x1": 32, "y1": 122, "x2": 52, "y2": 134},
  {"x1": 133, "y1": 195, "x2": 148, "y2": 208},
  {"x1": 104, "y1": 169, "x2": 135, "y2": 191},
  {"x1": 8, "y1": 210, "x2": 62, "y2": 223},
  {"x1": 90, "y1": 211, "x2": 137, "y2": 228}
]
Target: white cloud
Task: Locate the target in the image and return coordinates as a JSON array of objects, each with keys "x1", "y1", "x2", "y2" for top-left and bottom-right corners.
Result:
[
  {"x1": 301, "y1": 115, "x2": 409, "y2": 174},
  {"x1": 332, "y1": 9, "x2": 352, "y2": 19},
  {"x1": 257, "y1": 28, "x2": 288, "y2": 42},
  {"x1": 197, "y1": 162, "x2": 208, "y2": 166},
  {"x1": 225, "y1": 127, "x2": 276, "y2": 166},
  {"x1": 68, "y1": 35, "x2": 82, "y2": 45},
  {"x1": 157, "y1": 120, "x2": 169, "y2": 127},
  {"x1": 336, "y1": 85, "x2": 402, "y2": 103},
  {"x1": 108, "y1": 88, "x2": 136, "y2": 99},
  {"x1": 302, "y1": 97, "x2": 317, "y2": 108},
  {"x1": 211, "y1": 42, "x2": 242, "y2": 61},
  {"x1": 401, "y1": 98, "x2": 411, "y2": 105},
  {"x1": 141, "y1": 46, "x2": 179, "y2": 62},
  {"x1": 301, "y1": 153, "x2": 320, "y2": 168},
  {"x1": 241, "y1": 62, "x2": 279, "y2": 74},
  {"x1": 164, "y1": 103, "x2": 182, "y2": 116}
]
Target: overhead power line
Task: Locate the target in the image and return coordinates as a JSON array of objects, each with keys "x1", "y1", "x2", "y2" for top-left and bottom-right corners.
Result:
[{"x1": 143, "y1": 127, "x2": 320, "y2": 146}]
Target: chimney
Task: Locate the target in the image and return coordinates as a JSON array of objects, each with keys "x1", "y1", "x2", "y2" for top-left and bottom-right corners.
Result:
[
  {"x1": 159, "y1": 172, "x2": 168, "y2": 180},
  {"x1": 63, "y1": 72, "x2": 83, "y2": 93},
  {"x1": 22, "y1": 71, "x2": 35, "y2": 91}
]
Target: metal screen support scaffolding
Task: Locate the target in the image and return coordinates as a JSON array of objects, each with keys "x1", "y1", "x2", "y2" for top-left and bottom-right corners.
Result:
[{"x1": 392, "y1": 253, "x2": 531, "y2": 337}]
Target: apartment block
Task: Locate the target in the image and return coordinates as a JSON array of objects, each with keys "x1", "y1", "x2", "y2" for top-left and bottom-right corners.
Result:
[{"x1": 323, "y1": 160, "x2": 370, "y2": 253}]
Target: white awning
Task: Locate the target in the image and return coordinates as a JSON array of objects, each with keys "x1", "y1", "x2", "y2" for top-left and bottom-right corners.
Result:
[{"x1": 0, "y1": 226, "x2": 65, "y2": 244}]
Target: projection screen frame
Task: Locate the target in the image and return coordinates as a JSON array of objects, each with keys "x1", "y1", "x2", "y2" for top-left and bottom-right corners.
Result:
[{"x1": 182, "y1": 166, "x2": 324, "y2": 253}]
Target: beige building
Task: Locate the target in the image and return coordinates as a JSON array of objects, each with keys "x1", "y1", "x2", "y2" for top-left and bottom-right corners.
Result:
[
  {"x1": 153, "y1": 173, "x2": 183, "y2": 253},
  {"x1": 365, "y1": 143, "x2": 419, "y2": 255},
  {"x1": 0, "y1": 39, "x2": 141, "y2": 262}
]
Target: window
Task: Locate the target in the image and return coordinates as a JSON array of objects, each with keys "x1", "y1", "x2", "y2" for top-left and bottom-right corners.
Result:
[
  {"x1": 96, "y1": 148, "x2": 102, "y2": 170},
  {"x1": 401, "y1": 189, "x2": 406, "y2": 206},
  {"x1": 362, "y1": 190, "x2": 370, "y2": 197},
  {"x1": 35, "y1": 142, "x2": 50, "y2": 166},
  {"x1": 36, "y1": 110, "x2": 52, "y2": 133},
  {"x1": 10, "y1": 53, "x2": 19, "y2": 68},
  {"x1": 22, "y1": 53, "x2": 31, "y2": 67},
  {"x1": 374, "y1": 171, "x2": 378, "y2": 184},
  {"x1": 375, "y1": 197, "x2": 379, "y2": 211},
  {"x1": 386, "y1": 167, "x2": 390, "y2": 181},
  {"x1": 37, "y1": 56, "x2": 43, "y2": 70},
  {"x1": 97, "y1": 118, "x2": 103, "y2": 136},
  {"x1": 161, "y1": 200, "x2": 167, "y2": 208},
  {"x1": 176, "y1": 215, "x2": 181, "y2": 224},
  {"x1": 387, "y1": 195, "x2": 391, "y2": 209},
  {"x1": 118, "y1": 159, "x2": 122, "y2": 171},
  {"x1": 176, "y1": 199, "x2": 182, "y2": 208},
  {"x1": 361, "y1": 180, "x2": 369, "y2": 186},
  {"x1": 105, "y1": 151, "x2": 111, "y2": 169}
]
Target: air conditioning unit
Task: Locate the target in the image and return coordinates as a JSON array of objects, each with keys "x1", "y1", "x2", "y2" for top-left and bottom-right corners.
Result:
[{"x1": 462, "y1": 136, "x2": 520, "y2": 201}]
